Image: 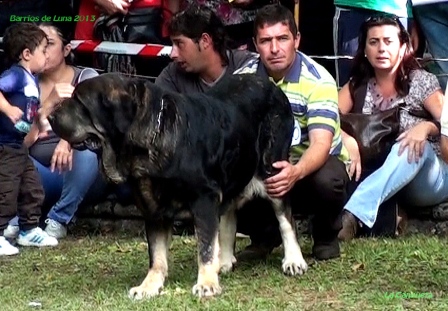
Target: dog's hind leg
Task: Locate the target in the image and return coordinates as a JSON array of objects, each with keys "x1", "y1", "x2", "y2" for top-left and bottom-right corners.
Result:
[
  {"x1": 191, "y1": 192, "x2": 222, "y2": 297},
  {"x1": 271, "y1": 198, "x2": 308, "y2": 276},
  {"x1": 219, "y1": 204, "x2": 237, "y2": 274},
  {"x1": 128, "y1": 219, "x2": 172, "y2": 300}
]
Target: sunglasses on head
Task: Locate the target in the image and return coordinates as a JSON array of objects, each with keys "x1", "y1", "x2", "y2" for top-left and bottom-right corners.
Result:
[{"x1": 365, "y1": 15, "x2": 400, "y2": 23}]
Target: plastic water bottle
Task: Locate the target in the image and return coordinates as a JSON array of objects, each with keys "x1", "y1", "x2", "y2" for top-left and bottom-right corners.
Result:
[{"x1": 14, "y1": 120, "x2": 31, "y2": 133}]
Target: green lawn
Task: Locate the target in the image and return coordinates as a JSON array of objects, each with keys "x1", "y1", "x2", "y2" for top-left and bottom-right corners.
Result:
[{"x1": 0, "y1": 233, "x2": 447, "y2": 311}]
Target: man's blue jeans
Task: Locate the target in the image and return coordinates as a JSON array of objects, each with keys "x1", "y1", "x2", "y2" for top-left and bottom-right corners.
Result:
[
  {"x1": 344, "y1": 142, "x2": 448, "y2": 228},
  {"x1": 413, "y1": 3, "x2": 448, "y2": 91}
]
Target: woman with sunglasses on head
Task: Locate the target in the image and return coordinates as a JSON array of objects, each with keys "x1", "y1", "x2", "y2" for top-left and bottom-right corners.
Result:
[{"x1": 337, "y1": 16, "x2": 447, "y2": 241}]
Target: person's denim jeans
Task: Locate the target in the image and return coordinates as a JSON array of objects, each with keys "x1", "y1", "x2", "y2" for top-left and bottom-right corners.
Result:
[
  {"x1": 344, "y1": 142, "x2": 448, "y2": 228},
  {"x1": 47, "y1": 149, "x2": 106, "y2": 224},
  {"x1": 413, "y1": 3, "x2": 448, "y2": 91},
  {"x1": 9, "y1": 149, "x2": 106, "y2": 227}
]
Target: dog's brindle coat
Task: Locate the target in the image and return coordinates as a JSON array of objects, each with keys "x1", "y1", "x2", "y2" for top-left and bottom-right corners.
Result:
[{"x1": 49, "y1": 73, "x2": 308, "y2": 299}]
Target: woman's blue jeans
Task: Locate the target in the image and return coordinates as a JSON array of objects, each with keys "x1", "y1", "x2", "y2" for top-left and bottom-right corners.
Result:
[{"x1": 344, "y1": 142, "x2": 448, "y2": 228}]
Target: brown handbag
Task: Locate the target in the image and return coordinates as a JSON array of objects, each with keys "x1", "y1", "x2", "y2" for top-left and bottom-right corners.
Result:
[
  {"x1": 340, "y1": 105, "x2": 401, "y2": 172},
  {"x1": 340, "y1": 81, "x2": 402, "y2": 173}
]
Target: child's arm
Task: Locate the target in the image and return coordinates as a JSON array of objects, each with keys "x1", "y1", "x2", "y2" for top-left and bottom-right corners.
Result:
[
  {"x1": 24, "y1": 120, "x2": 40, "y2": 147},
  {"x1": 0, "y1": 91, "x2": 23, "y2": 124},
  {"x1": 0, "y1": 69, "x2": 24, "y2": 123}
]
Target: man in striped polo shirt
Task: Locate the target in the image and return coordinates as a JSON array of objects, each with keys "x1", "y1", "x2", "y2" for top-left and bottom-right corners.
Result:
[{"x1": 234, "y1": 4, "x2": 350, "y2": 261}]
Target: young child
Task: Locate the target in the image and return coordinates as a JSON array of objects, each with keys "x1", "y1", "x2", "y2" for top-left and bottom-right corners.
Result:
[{"x1": 0, "y1": 23, "x2": 58, "y2": 256}]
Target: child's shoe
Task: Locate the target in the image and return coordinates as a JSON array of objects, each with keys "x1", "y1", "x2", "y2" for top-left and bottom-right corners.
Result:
[
  {"x1": 17, "y1": 227, "x2": 58, "y2": 247},
  {"x1": 0, "y1": 236, "x2": 19, "y2": 256},
  {"x1": 4, "y1": 224, "x2": 19, "y2": 240}
]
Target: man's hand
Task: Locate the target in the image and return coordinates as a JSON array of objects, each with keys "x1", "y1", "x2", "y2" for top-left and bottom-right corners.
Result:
[
  {"x1": 5, "y1": 105, "x2": 23, "y2": 124},
  {"x1": 264, "y1": 161, "x2": 301, "y2": 198},
  {"x1": 94, "y1": 0, "x2": 131, "y2": 15}
]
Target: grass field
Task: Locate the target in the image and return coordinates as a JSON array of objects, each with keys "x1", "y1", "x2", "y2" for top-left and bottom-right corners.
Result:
[{"x1": 1, "y1": 233, "x2": 447, "y2": 311}]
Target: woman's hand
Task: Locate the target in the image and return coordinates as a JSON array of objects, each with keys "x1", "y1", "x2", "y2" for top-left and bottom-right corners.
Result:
[
  {"x1": 40, "y1": 83, "x2": 74, "y2": 120},
  {"x1": 344, "y1": 135, "x2": 362, "y2": 182},
  {"x1": 396, "y1": 122, "x2": 430, "y2": 163},
  {"x1": 94, "y1": 0, "x2": 131, "y2": 15},
  {"x1": 51, "y1": 139, "x2": 73, "y2": 173}
]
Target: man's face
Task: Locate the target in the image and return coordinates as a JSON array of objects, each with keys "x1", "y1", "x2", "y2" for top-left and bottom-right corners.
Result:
[
  {"x1": 254, "y1": 22, "x2": 300, "y2": 80},
  {"x1": 169, "y1": 34, "x2": 204, "y2": 73}
]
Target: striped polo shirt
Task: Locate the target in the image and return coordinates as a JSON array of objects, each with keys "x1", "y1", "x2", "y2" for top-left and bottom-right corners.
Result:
[{"x1": 234, "y1": 51, "x2": 349, "y2": 163}]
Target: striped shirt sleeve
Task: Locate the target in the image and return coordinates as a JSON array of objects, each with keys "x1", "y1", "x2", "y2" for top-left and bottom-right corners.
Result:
[{"x1": 306, "y1": 79, "x2": 339, "y2": 134}]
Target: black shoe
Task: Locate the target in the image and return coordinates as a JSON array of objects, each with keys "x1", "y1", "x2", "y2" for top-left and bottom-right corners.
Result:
[
  {"x1": 236, "y1": 244, "x2": 273, "y2": 261},
  {"x1": 312, "y1": 237, "x2": 340, "y2": 261}
]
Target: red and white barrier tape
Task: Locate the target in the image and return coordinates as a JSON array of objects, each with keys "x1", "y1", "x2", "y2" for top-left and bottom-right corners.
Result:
[
  {"x1": 1, "y1": 37, "x2": 448, "y2": 62},
  {"x1": 69, "y1": 40, "x2": 172, "y2": 57},
  {"x1": 0, "y1": 37, "x2": 173, "y2": 57}
]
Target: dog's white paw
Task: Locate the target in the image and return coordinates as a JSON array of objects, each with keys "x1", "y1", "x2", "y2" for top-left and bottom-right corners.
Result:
[
  {"x1": 128, "y1": 283, "x2": 163, "y2": 300},
  {"x1": 192, "y1": 281, "x2": 222, "y2": 298},
  {"x1": 282, "y1": 256, "x2": 308, "y2": 276}
]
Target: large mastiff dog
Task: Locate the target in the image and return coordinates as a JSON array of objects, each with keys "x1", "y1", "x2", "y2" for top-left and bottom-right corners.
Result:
[{"x1": 49, "y1": 73, "x2": 308, "y2": 298}]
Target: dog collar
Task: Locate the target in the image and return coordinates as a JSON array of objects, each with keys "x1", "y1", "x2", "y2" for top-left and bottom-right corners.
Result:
[{"x1": 151, "y1": 98, "x2": 165, "y2": 144}]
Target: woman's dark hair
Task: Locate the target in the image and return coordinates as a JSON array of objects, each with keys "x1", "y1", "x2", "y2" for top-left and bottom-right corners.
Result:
[
  {"x1": 168, "y1": 5, "x2": 229, "y2": 65},
  {"x1": 350, "y1": 16, "x2": 420, "y2": 97},
  {"x1": 39, "y1": 22, "x2": 75, "y2": 65}
]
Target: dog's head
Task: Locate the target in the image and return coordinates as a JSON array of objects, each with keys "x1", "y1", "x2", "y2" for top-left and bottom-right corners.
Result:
[
  {"x1": 49, "y1": 73, "x2": 141, "y2": 183},
  {"x1": 49, "y1": 73, "x2": 179, "y2": 183}
]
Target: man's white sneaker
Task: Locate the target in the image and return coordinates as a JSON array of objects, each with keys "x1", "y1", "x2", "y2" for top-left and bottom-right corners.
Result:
[
  {"x1": 0, "y1": 236, "x2": 19, "y2": 256},
  {"x1": 44, "y1": 219, "x2": 67, "y2": 239},
  {"x1": 4, "y1": 225, "x2": 19, "y2": 240},
  {"x1": 17, "y1": 227, "x2": 58, "y2": 247}
]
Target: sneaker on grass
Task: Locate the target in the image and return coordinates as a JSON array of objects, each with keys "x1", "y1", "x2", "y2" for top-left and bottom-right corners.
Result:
[
  {"x1": 17, "y1": 227, "x2": 58, "y2": 247},
  {"x1": 0, "y1": 236, "x2": 19, "y2": 256},
  {"x1": 4, "y1": 224, "x2": 19, "y2": 240}
]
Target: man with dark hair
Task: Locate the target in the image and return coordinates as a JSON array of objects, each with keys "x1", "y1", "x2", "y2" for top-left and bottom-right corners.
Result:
[
  {"x1": 235, "y1": 4, "x2": 350, "y2": 260},
  {"x1": 155, "y1": 5, "x2": 254, "y2": 93}
]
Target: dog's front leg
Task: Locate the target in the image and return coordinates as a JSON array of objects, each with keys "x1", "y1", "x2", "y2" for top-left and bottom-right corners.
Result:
[
  {"x1": 271, "y1": 198, "x2": 308, "y2": 276},
  {"x1": 129, "y1": 219, "x2": 172, "y2": 300},
  {"x1": 219, "y1": 204, "x2": 237, "y2": 273},
  {"x1": 191, "y1": 193, "x2": 222, "y2": 298}
]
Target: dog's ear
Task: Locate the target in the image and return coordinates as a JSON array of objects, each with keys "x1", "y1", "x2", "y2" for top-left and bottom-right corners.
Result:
[
  {"x1": 73, "y1": 77, "x2": 130, "y2": 183},
  {"x1": 73, "y1": 84, "x2": 108, "y2": 136}
]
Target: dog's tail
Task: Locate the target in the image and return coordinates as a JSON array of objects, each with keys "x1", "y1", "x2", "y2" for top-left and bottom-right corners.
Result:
[{"x1": 258, "y1": 85, "x2": 294, "y2": 179}]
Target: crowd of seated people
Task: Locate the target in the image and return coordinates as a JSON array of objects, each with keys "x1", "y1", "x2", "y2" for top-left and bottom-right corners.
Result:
[{"x1": 0, "y1": 0, "x2": 447, "y2": 258}]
